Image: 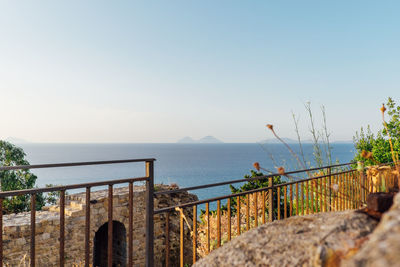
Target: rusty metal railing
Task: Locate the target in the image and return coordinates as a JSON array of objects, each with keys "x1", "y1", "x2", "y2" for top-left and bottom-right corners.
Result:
[
  {"x1": 1, "y1": 159, "x2": 396, "y2": 267},
  {"x1": 154, "y1": 161, "x2": 397, "y2": 267},
  {"x1": 0, "y1": 158, "x2": 155, "y2": 267}
]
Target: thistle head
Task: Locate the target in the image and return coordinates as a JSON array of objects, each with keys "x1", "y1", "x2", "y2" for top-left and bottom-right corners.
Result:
[
  {"x1": 170, "y1": 183, "x2": 178, "y2": 189},
  {"x1": 266, "y1": 124, "x2": 274, "y2": 131},
  {"x1": 381, "y1": 104, "x2": 386, "y2": 114},
  {"x1": 277, "y1": 166, "x2": 285, "y2": 175},
  {"x1": 253, "y1": 162, "x2": 260, "y2": 171},
  {"x1": 361, "y1": 150, "x2": 374, "y2": 160},
  {"x1": 361, "y1": 150, "x2": 369, "y2": 159}
]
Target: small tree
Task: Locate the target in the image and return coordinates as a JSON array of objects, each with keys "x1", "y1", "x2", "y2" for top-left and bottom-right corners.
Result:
[
  {"x1": 229, "y1": 170, "x2": 285, "y2": 218},
  {"x1": 0, "y1": 140, "x2": 46, "y2": 213}
]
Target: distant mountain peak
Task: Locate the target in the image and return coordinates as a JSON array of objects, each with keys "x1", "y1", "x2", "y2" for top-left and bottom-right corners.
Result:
[{"x1": 177, "y1": 136, "x2": 223, "y2": 144}]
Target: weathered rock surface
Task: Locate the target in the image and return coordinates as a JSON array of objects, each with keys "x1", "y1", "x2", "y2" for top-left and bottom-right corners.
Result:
[
  {"x1": 194, "y1": 211, "x2": 378, "y2": 267},
  {"x1": 343, "y1": 193, "x2": 400, "y2": 267}
]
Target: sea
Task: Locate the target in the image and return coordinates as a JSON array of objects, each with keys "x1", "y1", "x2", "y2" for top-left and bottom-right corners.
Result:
[{"x1": 17, "y1": 143, "x2": 356, "y2": 202}]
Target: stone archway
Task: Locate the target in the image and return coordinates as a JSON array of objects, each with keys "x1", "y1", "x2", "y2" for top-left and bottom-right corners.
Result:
[{"x1": 93, "y1": 221, "x2": 127, "y2": 267}]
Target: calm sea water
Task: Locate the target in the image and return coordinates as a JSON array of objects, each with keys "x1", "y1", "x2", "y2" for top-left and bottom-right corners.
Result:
[{"x1": 18, "y1": 143, "x2": 356, "y2": 201}]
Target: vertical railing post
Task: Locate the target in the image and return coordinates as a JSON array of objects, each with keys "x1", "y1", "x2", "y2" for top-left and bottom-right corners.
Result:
[
  {"x1": 85, "y1": 187, "x2": 91, "y2": 267},
  {"x1": 59, "y1": 190, "x2": 65, "y2": 267},
  {"x1": 262, "y1": 191, "x2": 266, "y2": 223},
  {"x1": 296, "y1": 183, "x2": 299, "y2": 215},
  {"x1": 277, "y1": 188, "x2": 281, "y2": 220},
  {"x1": 193, "y1": 206, "x2": 197, "y2": 264},
  {"x1": 327, "y1": 167, "x2": 332, "y2": 212},
  {"x1": 165, "y1": 212, "x2": 170, "y2": 267},
  {"x1": 108, "y1": 185, "x2": 113, "y2": 267},
  {"x1": 357, "y1": 161, "x2": 365, "y2": 205},
  {"x1": 254, "y1": 193, "x2": 258, "y2": 227},
  {"x1": 227, "y1": 199, "x2": 231, "y2": 240},
  {"x1": 284, "y1": 186, "x2": 287, "y2": 218},
  {"x1": 217, "y1": 200, "x2": 221, "y2": 247},
  {"x1": 268, "y1": 177, "x2": 273, "y2": 222},
  {"x1": 145, "y1": 160, "x2": 155, "y2": 267},
  {"x1": 289, "y1": 184, "x2": 293, "y2": 217},
  {"x1": 237, "y1": 196, "x2": 241, "y2": 236},
  {"x1": 129, "y1": 182, "x2": 134, "y2": 267},
  {"x1": 246, "y1": 194, "x2": 250, "y2": 231},
  {"x1": 300, "y1": 183, "x2": 304, "y2": 215},
  {"x1": 206, "y1": 203, "x2": 210, "y2": 253},
  {"x1": 30, "y1": 194, "x2": 36, "y2": 267},
  {"x1": 179, "y1": 209, "x2": 184, "y2": 267},
  {"x1": 305, "y1": 181, "x2": 309, "y2": 215}
]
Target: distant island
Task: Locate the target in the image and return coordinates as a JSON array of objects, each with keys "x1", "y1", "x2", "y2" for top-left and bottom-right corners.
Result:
[{"x1": 177, "y1": 136, "x2": 223, "y2": 144}]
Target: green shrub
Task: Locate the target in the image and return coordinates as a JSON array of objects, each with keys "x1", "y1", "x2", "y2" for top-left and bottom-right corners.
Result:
[{"x1": 353, "y1": 97, "x2": 400, "y2": 165}]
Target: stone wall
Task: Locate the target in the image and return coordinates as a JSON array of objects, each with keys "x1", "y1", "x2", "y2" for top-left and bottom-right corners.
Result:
[{"x1": 2, "y1": 185, "x2": 197, "y2": 267}]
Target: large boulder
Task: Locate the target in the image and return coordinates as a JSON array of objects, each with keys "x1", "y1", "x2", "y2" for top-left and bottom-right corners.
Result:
[
  {"x1": 343, "y1": 193, "x2": 400, "y2": 267},
  {"x1": 194, "y1": 210, "x2": 378, "y2": 267}
]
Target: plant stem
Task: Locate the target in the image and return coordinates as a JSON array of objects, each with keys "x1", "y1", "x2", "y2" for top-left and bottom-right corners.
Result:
[
  {"x1": 305, "y1": 102, "x2": 323, "y2": 168},
  {"x1": 292, "y1": 112, "x2": 308, "y2": 169}
]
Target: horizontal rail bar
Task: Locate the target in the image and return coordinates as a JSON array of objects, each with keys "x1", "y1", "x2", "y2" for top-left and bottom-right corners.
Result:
[
  {"x1": 154, "y1": 168, "x2": 356, "y2": 214},
  {"x1": 155, "y1": 176, "x2": 271, "y2": 195},
  {"x1": 155, "y1": 162, "x2": 353, "y2": 195},
  {"x1": 0, "y1": 176, "x2": 149, "y2": 197},
  {"x1": 0, "y1": 158, "x2": 156, "y2": 171}
]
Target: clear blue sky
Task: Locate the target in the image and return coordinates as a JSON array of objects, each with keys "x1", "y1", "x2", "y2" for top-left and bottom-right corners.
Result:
[{"x1": 0, "y1": 1, "x2": 399, "y2": 143}]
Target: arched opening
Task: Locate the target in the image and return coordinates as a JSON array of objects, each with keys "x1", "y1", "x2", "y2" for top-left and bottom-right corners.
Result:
[{"x1": 93, "y1": 221, "x2": 127, "y2": 267}]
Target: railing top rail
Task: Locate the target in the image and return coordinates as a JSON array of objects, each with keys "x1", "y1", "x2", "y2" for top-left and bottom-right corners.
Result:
[
  {"x1": 154, "y1": 168, "x2": 357, "y2": 214},
  {"x1": 0, "y1": 158, "x2": 156, "y2": 171},
  {"x1": 0, "y1": 176, "x2": 149, "y2": 197},
  {"x1": 155, "y1": 161, "x2": 354, "y2": 196}
]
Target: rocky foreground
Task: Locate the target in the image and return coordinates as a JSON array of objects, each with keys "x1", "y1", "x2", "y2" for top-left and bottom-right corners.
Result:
[{"x1": 194, "y1": 193, "x2": 400, "y2": 267}]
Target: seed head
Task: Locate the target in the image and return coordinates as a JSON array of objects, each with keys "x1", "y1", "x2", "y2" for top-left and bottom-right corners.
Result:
[
  {"x1": 361, "y1": 150, "x2": 374, "y2": 160},
  {"x1": 253, "y1": 162, "x2": 260, "y2": 171},
  {"x1": 361, "y1": 150, "x2": 369, "y2": 159},
  {"x1": 380, "y1": 104, "x2": 386, "y2": 114},
  {"x1": 266, "y1": 124, "x2": 274, "y2": 131},
  {"x1": 277, "y1": 166, "x2": 285, "y2": 175}
]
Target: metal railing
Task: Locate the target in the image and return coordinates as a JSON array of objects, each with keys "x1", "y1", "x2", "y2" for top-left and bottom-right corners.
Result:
[
  {"x1": 0, "y1": 159, "x2": 396, "y2": 267},
  {"x1": 0, "y1": 158, "x2": 155, "y2": 267},
  {"x1": 154, "y1": 161, "x2": 397, "y2": 267}
]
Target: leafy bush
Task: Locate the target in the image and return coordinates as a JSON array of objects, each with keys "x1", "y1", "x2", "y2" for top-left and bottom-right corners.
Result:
[
  {"x1": 228, "y1": 170, "x2": 285, "y2": 218},
  {"x1": 200, "y1": 170, "x2": 285, "y2": 220},
  {"x1": 0, "y1": 140, "x2": 54, "y2": 213},
  {"x1": 353, "y1": 97, "x2": 400, "y2": 165}
]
